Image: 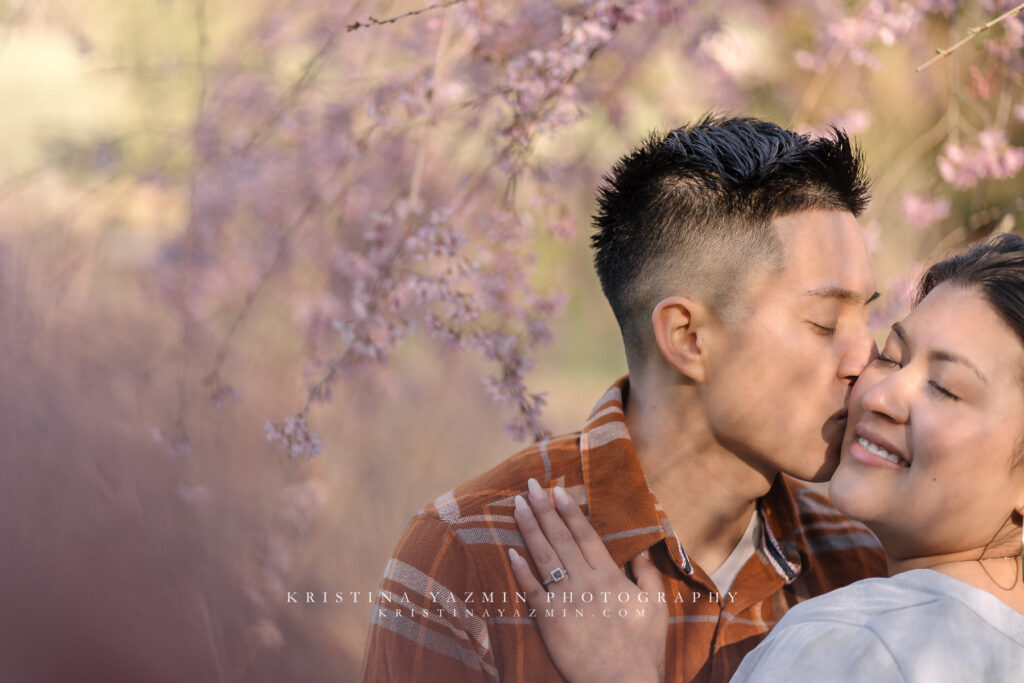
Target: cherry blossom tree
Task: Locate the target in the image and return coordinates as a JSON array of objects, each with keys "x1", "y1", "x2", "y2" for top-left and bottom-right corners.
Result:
[{"x1": 4, "y1": 0, "x2": 1024, "y2": 679}]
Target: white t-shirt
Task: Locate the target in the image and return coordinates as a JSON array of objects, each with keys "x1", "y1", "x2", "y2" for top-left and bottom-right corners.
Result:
[
  {"x1": 709, "y1": 511, "x2": 761, "y2": 594},
  {"x1": 732, "y1": 568, "x2": 1024, "y2": 682}
]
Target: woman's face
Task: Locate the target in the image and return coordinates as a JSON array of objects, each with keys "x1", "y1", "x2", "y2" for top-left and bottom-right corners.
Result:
[{"x1": 829, "y1": 283, "x2": 1024, "y2": 560}]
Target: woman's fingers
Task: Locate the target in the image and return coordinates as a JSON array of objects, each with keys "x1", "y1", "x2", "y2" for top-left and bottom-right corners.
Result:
[
  {"x1": 513, "y1": 493, "x2": 577, "y2": 592},
  {"x1": 550, "y1": 484, "x2": 619, "y2": 571},
  {"x1": 522, "y1": 478, "x2": 589, "y2": 575},
  {"x1": 629, "y1": 551, "x2": 663, "y2": 595},
  {"x1": 508, "y1": 547, "x2": 547, "y2": 609},
  {"x1": 509, "y1": 497, "x2": 667, "y2": 683}
]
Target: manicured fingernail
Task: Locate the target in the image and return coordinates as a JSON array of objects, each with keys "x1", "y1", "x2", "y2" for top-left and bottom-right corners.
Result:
[
  {"x1": 527, "y1": 477, "x2": 543, "y2": 500},
  {"x1": 640, "y1": 549, "x2": 650, "y2": 560},
  {"x1": 514, "y1": 495, "x2": 529, "y2": 515},
  {"x1": 508, "y1": 547, "x2": 524, "y2": 567},
  {"x1": 553, "y1": 485, "x2": 571, "y2": 506}
]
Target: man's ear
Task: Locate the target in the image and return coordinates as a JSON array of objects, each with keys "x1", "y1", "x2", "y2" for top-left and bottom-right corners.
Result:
[{"x1": 650, "y1": 296, "x2": 718, "y2": 383}]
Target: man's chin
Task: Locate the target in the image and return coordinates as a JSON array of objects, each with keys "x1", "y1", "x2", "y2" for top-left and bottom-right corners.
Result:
[
  {"x1": 788, "y1": 438, "x2": 842, "y2": 483},
  {"x1": 811, "y1": 414, "x2": 848, "y2": 480},
  {"x1": 807, "y1": 443, "x2": 842, "y2": 482},
  {"x1": 768, "y1": 445, "x2": 838, "y2": 483}
]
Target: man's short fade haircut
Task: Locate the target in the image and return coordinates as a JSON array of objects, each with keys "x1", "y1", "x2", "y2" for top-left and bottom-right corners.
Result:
[{"x1": 591, "y1": 114, "x2": 871, "y2": 369}]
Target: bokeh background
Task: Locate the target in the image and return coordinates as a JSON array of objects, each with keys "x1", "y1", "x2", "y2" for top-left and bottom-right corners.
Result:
[{"x1": 3, "y1": 0, "x2": 1024, "y2": 680}]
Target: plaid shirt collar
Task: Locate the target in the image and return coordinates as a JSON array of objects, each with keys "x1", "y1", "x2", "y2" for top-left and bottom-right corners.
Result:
[{"x1": 579, "y1": 375, "x2": 804, "y2": 583}]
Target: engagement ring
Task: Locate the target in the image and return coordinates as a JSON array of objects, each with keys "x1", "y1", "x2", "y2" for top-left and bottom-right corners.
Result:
[{"x1": 542, "y1": 567, "x2": 568, "y2": 586}]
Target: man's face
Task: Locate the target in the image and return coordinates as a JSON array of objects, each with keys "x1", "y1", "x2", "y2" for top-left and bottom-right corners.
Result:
[{"x1": 700, "y1": 210, "x2": 877, "y2": 482}]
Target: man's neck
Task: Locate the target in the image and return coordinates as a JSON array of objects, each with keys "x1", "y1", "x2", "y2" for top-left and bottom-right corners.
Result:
[{"x1": 625, "y1": 374, "x2": 777, "y2": 576}]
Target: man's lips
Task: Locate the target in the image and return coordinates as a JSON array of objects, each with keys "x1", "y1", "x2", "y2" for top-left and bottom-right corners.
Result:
[
  {"x1": 851, "y1": 424, "x2": 910, "y2": 468},
  {"x1": 828, "y1": 407, "x2": 848, "y2": 423}
]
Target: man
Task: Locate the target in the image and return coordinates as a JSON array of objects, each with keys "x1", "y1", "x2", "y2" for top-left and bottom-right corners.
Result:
[{"x1": 362, "y1": 116, "x2": 887, "y2": 682}]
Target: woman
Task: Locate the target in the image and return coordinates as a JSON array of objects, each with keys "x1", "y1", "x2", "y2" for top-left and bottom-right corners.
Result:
[{"x1": 508, "y1": 234, "x2": 1024, "y2": 681}]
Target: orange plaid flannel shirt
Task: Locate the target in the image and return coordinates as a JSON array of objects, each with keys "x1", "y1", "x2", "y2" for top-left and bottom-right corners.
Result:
[{"x1": 362, "y1": 376, "x2": 887, "y2": 682}]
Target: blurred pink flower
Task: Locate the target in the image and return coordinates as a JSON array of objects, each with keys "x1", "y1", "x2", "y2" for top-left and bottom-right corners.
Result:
[
  {"x1": 550, "y1": 212, "x2": 577, "y2": 241},
  {"x1": 938, "y1": 130, "x2": 1024, "y2": 189},
  {"x1": 889, "y1": 261, "x2": 925, "y2": 309},
  {"x1": 252, "y1": 618, "x2": 285, "y2": 650},
  {"x1": 151, "y1": 426, "x2": 192, "y2": 458},
  {"x1": 278, "y1": 479, "x2": 329, "y2": 532},
  {"x1": 821, "y1": 2, "x2": 924, "y2": 69},
  {"x1": 980, "y1": 0, "x2": 1019, "y2": 11},
  {"x1": 978, "y1": 129, "x2": 1024, "y2": 178},
  {"x1": 830, "y1": 109, "x2": 872, "y2": 135},
  {"x1": 918, "y1": 0, "x2": 957, "y2": 15},
  {"x1": 900, "y1": 193, "x2": 950, "y2": 229},
  {"x1": 264, "y1": 415, "x2": 324, "y2": 459},
  {"x1": 794, "y1": 49, "x2": 826, "y2": 72},
  {"x1": 861, "y1": 220, "x2": 882, "y2": 254},
  {"x1": 176, "y1": 484, "x2": 212, "y2": 505}
]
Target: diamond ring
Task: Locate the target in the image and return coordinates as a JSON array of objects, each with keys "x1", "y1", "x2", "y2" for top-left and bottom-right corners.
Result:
[{"x1": 542, "y1": 567, "x2": 568, "y2": 586}]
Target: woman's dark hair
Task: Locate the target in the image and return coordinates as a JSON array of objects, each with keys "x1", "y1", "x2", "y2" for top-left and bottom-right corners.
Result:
[
  {"x1": 917, "y1": 232, "x2": 1024, "y2": 468},
  {"x1": 917, "y1": 232, "x2": 1024, "y2": 340}
]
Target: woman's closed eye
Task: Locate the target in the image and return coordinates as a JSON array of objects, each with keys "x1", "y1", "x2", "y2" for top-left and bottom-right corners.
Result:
[
  {"x1": 927, "y1": 380, "x2": 960, "y2": 401},
  {"x1": 872, "y1": 352, "x2": 901, "y2": 367}
]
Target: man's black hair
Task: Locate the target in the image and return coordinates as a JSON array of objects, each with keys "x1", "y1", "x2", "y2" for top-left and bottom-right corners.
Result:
[{"x1": 592, "y1": 115, "x2": 871, "y2": 369}]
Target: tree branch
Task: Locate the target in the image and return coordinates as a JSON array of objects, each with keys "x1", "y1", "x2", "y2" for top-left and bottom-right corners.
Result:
[
  {"x1": 916, "y1": 1, "x2": 1024, "y2": 72},
  {"x1": 346, "y1": 0, "x2": 465, "y2": 33}
]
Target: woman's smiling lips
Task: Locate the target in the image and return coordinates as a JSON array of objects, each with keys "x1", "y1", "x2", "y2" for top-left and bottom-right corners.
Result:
[{"x1": 850, "y1": 424, "x2": 911, "y2": 469}]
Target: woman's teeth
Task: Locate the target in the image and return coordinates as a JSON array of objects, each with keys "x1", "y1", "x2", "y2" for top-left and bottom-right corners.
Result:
[{"x1": 857, "y1": 437, "x2": 909, "y2": 467}]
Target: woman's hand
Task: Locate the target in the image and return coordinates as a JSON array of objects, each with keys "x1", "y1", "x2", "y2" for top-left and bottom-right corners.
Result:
[{"x1": 508, "y1": 477, "x2": 667, "y2": 683}]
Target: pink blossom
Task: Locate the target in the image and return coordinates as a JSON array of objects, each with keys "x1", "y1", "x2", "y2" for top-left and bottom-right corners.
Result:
[
  {"x1": 176, "y1": 484, "x2": 212, "y2": 505},
  {"x1": 811, "y1": 0, "x2": 925, "y2": 71},
  {"x1": 264, "y1": 415, "x2": 324, "y2": 459},
  {"x1": 889, "y1": 262, "x2": 925, "y2": 309},
  {"x1": 900, "y1": 193, "x2": 950, "y2": 229},
  {"x1": 938, "y1": 130, "x2": 1024, "y2": 189},
  {"x1": 871, "y1": 262, "x2": 925, "y2": 331},
  {"x1": 550, "y1": 212, "x2": 577, "y2": 240},
  {"x1": 861, "y1": 220, "x2": 882, "y2": 254},
  {"x1": 794, "y1": 49, "x2": 827, "y2": 72},
  {"x1": 252, "y1": 618, "x2": 285, "y2": 650},
  {"x1": 978, "y1": 129, "x2": 1024, "y2": 179},
  {"x1": 277, "y1": 479, "x2": 329, "y2": 532},
  {"x1": 917, "y1": 0, "x2": 957, "y2": 15},
  {"x1": 980, "y1": 0, "x2": 1020, "y2": 12},
  {"x1": 151, "y1": 426, "x2": 192, "y2": 458},
  {"x1": 830, "y1": 108, "x2": 871, "y2": 135}
]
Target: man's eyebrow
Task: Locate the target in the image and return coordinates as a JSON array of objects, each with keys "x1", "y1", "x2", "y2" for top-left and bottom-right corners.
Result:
[
  {"x1": 805, "y1": 287, "x2": 881, "y2": 306},
  {"x1": 892, "y1": 322, "x2": 987, "y2": 384}
]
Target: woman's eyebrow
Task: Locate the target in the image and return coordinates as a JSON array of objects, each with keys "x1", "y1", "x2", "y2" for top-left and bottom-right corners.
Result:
[
  {"x1": 892, "y1": 322, "x2": 908, "y2": 346},
  {"x1": 930, "y1": 349, "x2": 988, "y2": 384},
  {"x1": 892, "y1": 322, "x2": 987, "y2": 384}
]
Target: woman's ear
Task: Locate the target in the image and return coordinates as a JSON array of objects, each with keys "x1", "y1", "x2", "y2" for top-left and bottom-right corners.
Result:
[
  {"x1": 650, "y1": 296, "x2": 719, "y2": 383},
  {"x1": 1012, "y1": 471, "x2": 1024, "y2": 519}
]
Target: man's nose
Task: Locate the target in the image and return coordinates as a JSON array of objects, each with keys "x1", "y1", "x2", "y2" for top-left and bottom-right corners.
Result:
[{"x1": 838, "y1": 330, "x2": 877, "y2": 385}]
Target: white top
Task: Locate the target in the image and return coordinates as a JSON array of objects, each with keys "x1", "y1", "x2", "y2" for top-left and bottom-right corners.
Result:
[
  {"x1": 709, "y1": 510, "x2": 760, "y2": 594},
  {"x1": 731, "y1": 568, "x2": 1024, "y2": 682}
]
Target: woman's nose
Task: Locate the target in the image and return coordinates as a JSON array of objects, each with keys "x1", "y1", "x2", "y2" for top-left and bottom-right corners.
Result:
[{"x1": 858, "y1": 368, "x2": 910, "y2": 423}]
